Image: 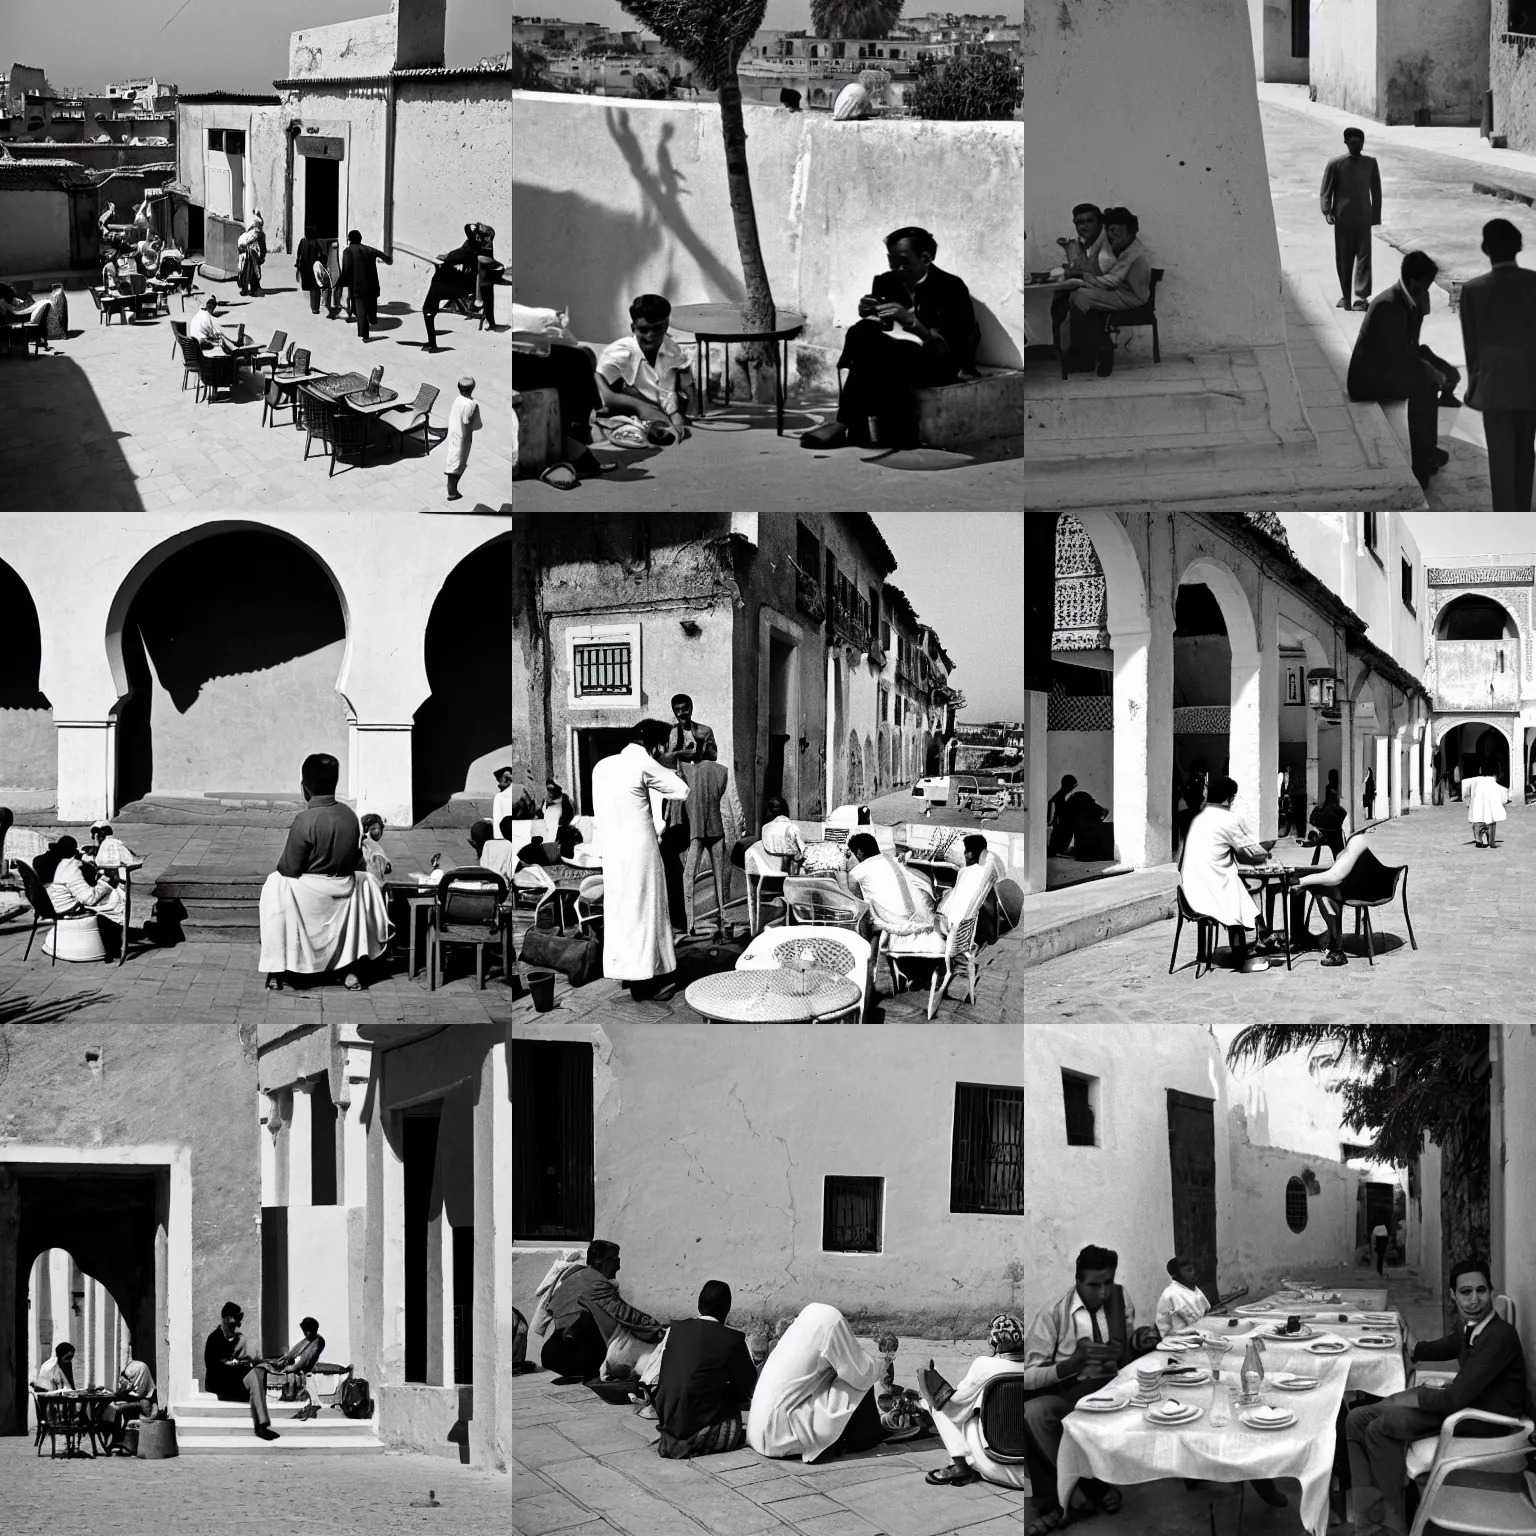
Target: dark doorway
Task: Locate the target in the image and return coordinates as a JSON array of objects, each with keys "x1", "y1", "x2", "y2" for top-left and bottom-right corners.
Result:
[
  {"x1": 452, "y1": 1225, "x2": 473, "y2": 1385},
  {"x1": 403, "y1": 1111, "x2": 441, "y2": 1385},
  {"x1": 188, "y1": 203, "x2": 204, "y2": 256},
  {"x1": 513, "y1": 1040, "x2": 594, "y2": 1240},
  {"x1": 573, "y1": 728, "x2": 634, "y2": 815},
  {"x1": 311, "y1": 1077, "x2": 338, "y2": 1207},
  {"x1": 765, "y1": 634, "x2": 794, "y2": 815},
  {"x1": 412, "y1": 534, "x2": 512, "y2": 823},
  {"x1": 1291, "y1": 0, "x2": 1309, "y2": 57},
  {"x1": 305, "y1": 155, "x2": 339, "y2": 241},
  {"x1": 1166, "y1": 1090, "x2": 1219, "y2": 1304},
  {"x1": 1362, "y1": 1181, "x2": 1396, "y2": 1253}
]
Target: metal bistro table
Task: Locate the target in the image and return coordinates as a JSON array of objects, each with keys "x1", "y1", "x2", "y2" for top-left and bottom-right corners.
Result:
[
  {"x1": 684, "y1": 967, "x2": 861, "y2": 1023},
  {"x1": 668, "y1": 303, "x2": 807, "y2": 436},
  {"x1": 308, "y1": 371, "x2": 374, "y2": 404},
  {"x1": 382, "y1": 876, "x2": 439, "y2": 979}
]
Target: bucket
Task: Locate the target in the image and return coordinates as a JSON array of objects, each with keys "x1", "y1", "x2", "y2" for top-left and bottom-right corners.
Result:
[
  {"x1": 136, "y1": 1417, "x2": 178, "y2": 1459},
  {"x1": 527, "y1": 969, "x2": 556, "y2": 1011}
]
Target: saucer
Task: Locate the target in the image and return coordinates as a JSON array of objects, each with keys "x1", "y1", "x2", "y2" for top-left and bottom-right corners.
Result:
[
  {"x1": 1241, "y1": 1406, "x2": 1296, "y2": 1430},
  {"x1": 1163, "y1": 1366, "x2": 1211, "y2": 1385},
  {"x1": 1269, "y1": 1373, "x2": 1319, "y2": 1391},
  {"x1": 1145, "y1": 1401, "x2": 1202, "y2": 1426},
  {"x1": 1353, "y1": 1336, "x2": 1397, "y2": 1349},
  {"x1": 1306, "y1": 1340, "x2": 1348, "y2": 1354}
]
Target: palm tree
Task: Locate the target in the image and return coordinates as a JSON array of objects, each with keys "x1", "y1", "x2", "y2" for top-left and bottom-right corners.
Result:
[
  {"x1": 811, "y1": 0, "x2": 906, "y2": 39},
  {"x1": 620, "y1": 0, "x2": 778, "y2": 402},
  {"x1": 1225, "y1": 1026, "x2": 1490, "y2": 1333}
]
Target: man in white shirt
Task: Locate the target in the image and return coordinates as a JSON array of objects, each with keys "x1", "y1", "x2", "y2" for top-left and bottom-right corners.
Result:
[
  {"x1": 915, "y1": 1314, "x2": 1027, "y2": 1488},
  {"x1": 31, "y1": 1342, "x2": 76, "y2": 1395},
  {"x1": 596, "y1": 294, "x2": 693, "y2": 443},
  {"x1": 491, "y1": 767, "x2": 517, "y2": 833},
  {"x1": 1178, "y1": 774, "x2": 1279, "y2": 973},
  {"x1": 1155, "y1": 1255, "x2": 1212, "y2": 1338},
  {"x1": 188, "y1": 295, "x2": 227, "y2": 349}
]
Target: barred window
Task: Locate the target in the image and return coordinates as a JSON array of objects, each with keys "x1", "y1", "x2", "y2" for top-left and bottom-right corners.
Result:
[
  {"x1": 573, "y1": 642, "x2": 632, "y2": 697},
  {"x1": 823, "y1": 1175, "x2": 883, "y2": 1252},
  {"x1": 1285, "y1": 1176, "x2": 1308, "y2": 1233},
  {"x1": 951, "y1": 1083, "x2": 1025, "y2": 1213}
]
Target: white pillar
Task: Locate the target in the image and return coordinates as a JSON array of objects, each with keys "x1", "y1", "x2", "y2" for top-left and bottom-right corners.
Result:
[
  {"x1": 260, "y1": 1092, "x2": 281, "y2": 1207},
  {"x1": 1024, "y1": 688, "x2": 1048, "y2": 893},
  {"x1": 439, "y1": 1216, "x2": 455, "y2": 1388},
  {"x1": 1305, "y1": 706, "x2": 1320, "y2": 807},
  {"x1": 1253, "y1": 600, "x2": 1280, "y2": 842},
  {"x1": 381, "y1": 1112, "x2": 407, "y2": 1382},
  {"x1": 340, "y1": 1047, "x2": 372, "y2": 1209},
  {"x1": 1375, "y1": 736, "x2": 1390, "y2": 822},
  {"x1": 352, "y1": 723, "x2": 415, "y2": 826},
  {"x1": 470, "y1": 1040, "x2": 512, "y2": 1472},
  {"x1": 1110, "y1": 626, "x2": 1152, "y2": 867},
  {"x1": 51, "y1": 1251, "x2": 72, "y2": 1361},
  {"x1": 289, "y1": 1081, "x2": 314, "y2": 1210},
  {"x1": 55, "y1": 721, "x2": 116, "y2": 821}
]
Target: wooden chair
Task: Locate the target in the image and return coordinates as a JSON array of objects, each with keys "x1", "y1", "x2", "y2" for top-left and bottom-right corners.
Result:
[
  {"x1": 427, "y1": 867, "x2": 511, "y2": 990},
  {"x1": 1168, "y1": 885, "x2": 1223, "y2": 978},
  {"x1": 378, "y1": 382, "x2": 443, "y2": 454},
  {"x1": 1107, "y1": 267, "x2": 1164, "y2": 362}
]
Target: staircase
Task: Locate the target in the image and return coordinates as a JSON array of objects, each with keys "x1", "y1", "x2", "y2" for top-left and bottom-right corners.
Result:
[
  {"x1": 170, "y1": 1394, "x2": 383, "y2": 1454},
  {"x1": 149, "y1": 867, "x2": 267, "y2": 942}
]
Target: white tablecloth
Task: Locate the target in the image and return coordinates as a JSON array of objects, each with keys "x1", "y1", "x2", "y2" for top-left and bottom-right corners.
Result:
[
  {"x1": 1059, "y1": 1355, "x2": 1352, "y2": 1536},
  {"x1": 1191, "y1": 1319, "x2": 1407, "y2": 1398}
]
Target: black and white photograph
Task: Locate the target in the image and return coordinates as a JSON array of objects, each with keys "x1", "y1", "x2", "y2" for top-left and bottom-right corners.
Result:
[{"x1": 512, "y1": 511, "x2": 1027, "y2": 1535}]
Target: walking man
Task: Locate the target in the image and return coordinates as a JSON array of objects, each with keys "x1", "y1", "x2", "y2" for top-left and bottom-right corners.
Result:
[
  {"x1": 336, "y1": 229, "x2": 391, "y2": 341},
  {"x1": 1459, "y1": 218, "x2": 1536, "y2": 510},
  {"x1": 1321, "y1": 127, "x2": 1382, "y2": 310}
]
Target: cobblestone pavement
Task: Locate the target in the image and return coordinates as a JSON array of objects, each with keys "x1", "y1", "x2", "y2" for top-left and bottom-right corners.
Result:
[
  {"x1": 515, "y1": 1339, "x2": 1023, "y2": 1536},
  {"x1": 2, "y1": 1438, "x2": 511, "y2": 1534},
  {"x1": 0, "y1": 273, "x2": 511, "y2": 511},
  {"x1": 1024, "y1": 801, "x2": 1522, "y2": 1022},
  {"x1": 0, "y1": 822, "x2": 512, "y2": 1024}
]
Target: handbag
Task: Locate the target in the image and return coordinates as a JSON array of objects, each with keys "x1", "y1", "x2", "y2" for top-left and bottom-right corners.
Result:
[{"x1": 521, "y1": 925, "x2": 602, "y2": 987}]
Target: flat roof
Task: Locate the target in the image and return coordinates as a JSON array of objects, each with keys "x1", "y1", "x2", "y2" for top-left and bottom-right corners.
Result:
[
  {"x1": 271, "y1": 66, "x2": 515, "y2": 87},
  {"x1": 176, "y1": 91, "x2": 282, "y2": 105}
]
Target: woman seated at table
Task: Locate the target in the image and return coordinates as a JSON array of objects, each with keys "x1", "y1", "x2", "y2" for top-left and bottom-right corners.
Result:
[
  {"x1": 360, "y1": 813, "x2": 392, "y2": 886},
  {"x1": 102, "y1": 1354, "x2": 158, "y2": 1447},
  {"x1": 31, "y1": 1341, "x2": 76, "y2": 1395},
  {"x1": 35, "y1": 835, "x2": 128, "y2": 934},
  {"x1": 1295, "y1": 832, "x2": 1371, "y2": 969}
]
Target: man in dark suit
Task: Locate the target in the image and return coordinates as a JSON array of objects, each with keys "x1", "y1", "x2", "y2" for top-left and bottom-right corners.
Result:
[
  {"x1": 1321, "y1": 126, "x2": 1382, "y2": 310},
  {"x1": 1345, "y1": 1256, "x2": 1527, "y2": 1536},
  {"x1": 652, "y1": 1279, "x2": 759, "y2": 1458},
  {"x1": 336, "y1": 228, "x2": 392, "y2": 341},
  {"x1": 1460, "y1": 218, "x2": 1536, "y2": 510},
  {"x1": 1347, "y1": 250, "x2": 1460, "y2": 488},
  {"x1": 801, "y1": 225, "x2": 980, "y2": 450},
  {"x1": 540, "y1": 1240, "x2": 666, "y2": 1380}
]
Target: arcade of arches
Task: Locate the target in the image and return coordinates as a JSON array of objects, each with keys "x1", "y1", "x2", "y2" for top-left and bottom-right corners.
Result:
[{"x1": 0, "y1": 518, "x2": 510, "y2": 827}]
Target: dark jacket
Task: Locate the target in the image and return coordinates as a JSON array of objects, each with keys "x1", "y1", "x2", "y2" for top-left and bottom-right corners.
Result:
[
  {"x1": 1320, "y1": 152, "x2": 1382, "y2": 226},
  {"x1": 1413, "y1": 1313, "x2": 1528, "y2": 1423},
  {"x1": 432, "y1": 237, "x2": 482, "y2": 299},
  {"x1": 1460, "y1": 264, "x2": 1536, "y2": 412},
  {"x1": 871, "y1": 264, "x2": 980, "y2": 374},
  {"x1": 1347, "y1": 282, "x2": 1428, "y2": 396},
  {"x1": 337, "y1": 240, "x2": 390, "y2": 301},
  {"x1": 653, "y1": 1318, "x2": 758, "y2": 1443},
  {"x1": 295, "y1": 236, "x2": 330, "y2": 292},
  {"x1": 547, "y1": 1266, "x2": 664, "y2": 1345},
  {"x1": 204, "y1": 1325, "x2": 252, "y2": 1400}
]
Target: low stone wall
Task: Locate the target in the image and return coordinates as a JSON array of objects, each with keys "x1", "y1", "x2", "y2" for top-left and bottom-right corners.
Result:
[
  {"x1": 512, "y1": 92, "x2": 1024, "y2": 388},
  {"x1": 377, "y1": 1382, "x2": 471, "y2": 1461}
]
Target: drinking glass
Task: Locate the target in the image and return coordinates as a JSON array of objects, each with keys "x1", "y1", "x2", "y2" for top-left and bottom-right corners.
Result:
[
  {"x1": 1203, "y1": 1338, "x2": 1228, "y2": 1383},
  {"x1": 1208, "y1": 1381, "x2": 1231, "y2": 1427}
]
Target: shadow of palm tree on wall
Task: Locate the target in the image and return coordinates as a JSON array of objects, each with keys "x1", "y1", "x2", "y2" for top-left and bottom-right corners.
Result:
[{"x1": 604, "y1": 108, "x2": 747, "y2": 311}]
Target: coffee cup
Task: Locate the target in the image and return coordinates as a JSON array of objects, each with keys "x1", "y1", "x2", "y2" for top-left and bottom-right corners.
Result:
[{"x1": 1286, "y1": 1315, "x2": 1301, "y2": 1334}]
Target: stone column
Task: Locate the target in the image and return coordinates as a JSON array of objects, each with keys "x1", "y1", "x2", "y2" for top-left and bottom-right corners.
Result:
[
  {"x1": 351, "y1": 723, "x2": 415, "y2": 827},
  {"x1": 1024, "y1": 688, "x2": 1047, "y2": 893},
  {"x1": 377, "y1": 1111, "x2": 407, "y2": 1386},
  {"x1": 289, "y1": 1081, "x2": 314, "y2": 1210},
  {"x1": 1253, "y1": 598, "x2": 1280, "y2": 841},
  {"x1": 260, "y1": 1092, "x2": 282, "y2": 1208},
  {"x1": 1110, "y1": 624, "x2": 1152, "y2": 867},
  {"x1": 0, "y1": 1168, "x2": 17, "y2": 1434},
  {"x1": 470, "y1": 1039, "x2": 511, "y2": 1472},
  {"x1": 1305, "y1": 705, "x2": 1320, "y2": 807},
  {"x1": 338, "y1": 1047, "x2": 372, "y2": 1210},
  {"x1": 54, "y1": 720, "x2": 116, "y2": 822}
]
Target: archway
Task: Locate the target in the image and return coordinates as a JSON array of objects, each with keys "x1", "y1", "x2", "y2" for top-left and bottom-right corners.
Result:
[
  {"x1": 108, "y1": 528, "x2": 350, "y2": 810},
  {"x1": 26, "y1": 1249, "x2": 137, "y2": 1412},
  {"x1": 1435, "y1": 593, "x2": 1519, "y2": 643},
  {"x1": 0, "y1": 560, "x2": 54, "y2": 803},
  {"x1": 1435, "y1": 717, "x2": 1513, "y2": 792},
  {"x1": 411, "y1": 533, "x2": 512, "y2": 824}
]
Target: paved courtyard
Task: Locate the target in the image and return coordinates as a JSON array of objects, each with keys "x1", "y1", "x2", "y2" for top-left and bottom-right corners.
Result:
[
  {"x1": 515, "y1": 1338, "x2": 1023, "y2": 1536},
  {"x1": 1, "y1": 1437, "x2": 511, "y2": 1534},
  {"x1": 0, "y1": 269, "x2": 511, "y2": 510},
  {"x1": 0, "y1": 821, "x2": 512, "y2": 1025},
  {"x1": 1024, "y1": 799, "x2": 1524, "y2": 1022}
]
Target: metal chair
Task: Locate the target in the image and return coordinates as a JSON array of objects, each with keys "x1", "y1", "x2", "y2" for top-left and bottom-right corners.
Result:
[
  {"x1": 575, "y1": 875, "x2": 603, "y2": 939},
  {"x1": 175, "y1": 334, "x2": 206, "y2": 396},
  {"x1": 169, "y1": 317, "x2": 188, "y2": 358},
  {"x1": 744, "y1": 841, "x2": 788, "y2": 935},
  {"x1": 273, "y1": 348, "x2": 312, "y2": 428},
  {"x1": 15, "y1": 860, "x2": 65, "y2": 965},
  {"x1": 378, "y1": 382, "x2": 443, "y2": 453},
  {"x1": 1106, "y1": 267, "x2": 1164, "y2": 363},
  {"x1": 735, "y1": 924, "x2": 871, "y2": 1021},
  {"x1": 427, "y1": 867, "x2": 511, "y2": 990},
  {"x1": 261, "y1": 376, "x2": 295, "y2": 428},
  {"x1": 1299, "y1": 835, "x2": 1416, "y2": 964},
  {"x1": 198, "y1": 346, "x2": 236, "y2": 404},
  {"x1": 1404, "y1": 1410, "x2": 1536, "y2": 1536},
  {"x1": 250, "y1": 329, "x2": 287, "y2": 375},
  {"x1": 1169, "y1": 885, "x2": 1224, "y2": 978},
  {"x1": 782, "y1": 876, "x2": 870, "y2": 936}
]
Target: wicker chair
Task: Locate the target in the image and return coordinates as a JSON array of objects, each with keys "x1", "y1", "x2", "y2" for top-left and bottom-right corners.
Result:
[
  {"x1": 272, "y1": 348, "x2": 312, "y2": 429},
  {"x1": 299, "y1": 386, "x2": 337, "y2": 461},
  {"x1": 328, "y1": 401, "x2": 370, "y2": 476},
  {"x1": 197, "y1": 346, "x2": 236, "y2": 404},
  {"x1": 261, "y1": 376, "x2": 296, "y2": 429},
  {"x1": 977, "y1": 1375, "x2": 1028, "y2": 1464},
  {"x1": 176, "y1": 335, "x2": 210, "y2": 400},
  {"x1": 169, "y1": 317, "x2": 188, "y2": 359}
]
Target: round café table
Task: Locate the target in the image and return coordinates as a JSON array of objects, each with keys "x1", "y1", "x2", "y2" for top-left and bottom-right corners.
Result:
[
  {"x1": 667, "y1": 304, "x2": 807, "y2": 436},
  {"x1": 684, "y1": 967, "x2": 861, "y2": 1023}
]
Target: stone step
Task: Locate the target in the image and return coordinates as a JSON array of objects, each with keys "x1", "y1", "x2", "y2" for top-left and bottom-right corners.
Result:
[
  {"x1": 176, "y1": 1432, "x2": 383, "y2": 1454},
  {"x1": 1022, "y1": 865, "x2": 1180, "y2": 972},
  {"x1": 169, "y1": 1402, "x2": 382, "y2": 1452}
]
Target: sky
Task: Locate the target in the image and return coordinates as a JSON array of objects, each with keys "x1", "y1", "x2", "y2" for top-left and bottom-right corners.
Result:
[
  {"x1": 878, "y1": 513, "x2": 1022, "y2": 723},
  {"x1": 514, "y1": 1, "x2": 1024, "y2": 34},
  {"x1": 4, "y1": 0, "x2": 510, "y2": 95},
  {"x1": 1401, "y1": 513, "x2": 1536, "y2": 560}
]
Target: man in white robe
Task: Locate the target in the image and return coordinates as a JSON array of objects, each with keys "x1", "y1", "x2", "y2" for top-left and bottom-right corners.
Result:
[
  {"x1": 747, "y1": 1302, "x2": 885, "y2": 1462},
  {"x1": 1465, "y1": 772, "x2": 1509, "y2": 848},
  {"x1": 591, "y1": 722, "x2": 689, "y2": 991},
  {"x1": 491, "y1": 766, "x2": 517, "y2": 832},
  {"x1": 915, "y1": 1314, "x2": 1028, "y2": 1488},
  {"x1": 1177, "y1": 775, "x2": 1277, "y2": 972},
  {"x1": 259, "y1": 753, "x2": 392, "y2": 991}
]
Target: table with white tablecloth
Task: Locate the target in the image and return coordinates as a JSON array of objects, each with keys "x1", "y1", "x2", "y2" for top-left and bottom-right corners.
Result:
[
  {"x1": 1059, "y1": 1354, "x2": 1354, "y2": 1536},
  {"x1": 1194, "y1": 1315, "x2": 1408, "y2": 1398}
]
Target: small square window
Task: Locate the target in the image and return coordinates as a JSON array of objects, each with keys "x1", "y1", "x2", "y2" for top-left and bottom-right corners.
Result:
[
  {"x1": 823, "y1": 1175, "x2": 883, "y2": 1252},
  {"x1": 1401, "y1": 555, "x2": 1414, "y2": 610},
  {"x1": 1062, "y1": 1070, "x2": 1097, "y2": 1146},
  {"x1": 207, "y1": 128, "x2": 223, "y2": 151}
]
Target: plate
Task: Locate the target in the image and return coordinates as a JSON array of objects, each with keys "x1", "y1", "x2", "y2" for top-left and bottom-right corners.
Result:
[
  {"x1": 1161, "y1": 1338, "x2": 1201, "y2": 1353},
  {"x1": 1145, "y1": 1403, "x2": 1203, "y2": 1426},
  {"x1": 1268, "y1": 1323, "x2": 1315, "y2": 1339},
  {"x1": 1076, "y1": 1394, "x2": 1130, "y2": 1412},
  {"x1": 1306, "y1": 1340, "x2": 1349, "y2": 1354},
  {"x1": 1241, "y1": 1407, "x2": 1296, "y2": 1430},
  {"x1": 1269, "y1": 1374, "x2": 1319, "y2": 1392},
  {"x1": 1353, "y1": 1336, "x2": 1397, "y2": 1349},
  {"x1": 1163, "y1": 1366, "x2": 1211, "y2": 1385},
  {"x1": 1236, "y1": 1302, "x2": 1275, "y2": 1313}
]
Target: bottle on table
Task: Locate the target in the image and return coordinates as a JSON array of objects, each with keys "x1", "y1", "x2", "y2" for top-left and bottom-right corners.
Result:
[{"x1": 1240, "y1": 1341, "x2": 1263, "y2": 1403}]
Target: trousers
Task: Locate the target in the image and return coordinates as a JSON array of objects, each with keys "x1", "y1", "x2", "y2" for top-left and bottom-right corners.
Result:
[
  {"x1": 1022, "y1": 1375, "x2": 1109, "y2": 1510},
  {"x1": 1483, "y1": 409, "x2": 1536, "y2": 510},
  {"x1": 1345, "y1": 1390, "x2": 1446, "y2": 1530},
  {"x1": 514, "y1": 344, "x2": 603, "y2": 437},
  {"x1": 540, "y1": 1310, "x2": 606, "y2": 1379},
  {"x1": 1349, "y1": 355, "x2": 1450, "y2": 473},
  {"x1": 1335, "y1": 222, "x2": 1374, "y2": 302},
  {"x1": 836, "y1": 318, "x2": 956, "y2": 443}
]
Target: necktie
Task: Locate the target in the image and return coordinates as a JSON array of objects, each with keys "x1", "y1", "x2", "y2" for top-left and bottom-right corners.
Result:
[
  {"x1": 1090, "y1": 1310, "x2": 1103, "y2": 1344},
  {"x1": 1466, "y1": 1324, "x2": 1476, "y2": 1350}
]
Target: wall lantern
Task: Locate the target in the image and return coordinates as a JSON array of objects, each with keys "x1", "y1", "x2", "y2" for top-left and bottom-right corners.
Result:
[{"x1": 1306, "y1": 669, "x2": 1338, "y2": 709}]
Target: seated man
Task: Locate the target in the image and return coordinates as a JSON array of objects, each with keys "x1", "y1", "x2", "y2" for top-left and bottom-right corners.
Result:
[
  {"x1": 268, "y1": 1316, "x2": 326, "y2": 1420},
  {"x1": 803, "y1": 225, "x2": 981, "y2": 451},
  {"x1": 759, "y1": 797, "x2": 806, "y2": 867},
  {"x1": 747, "y1": 1301, "x2": 886, "y2": 1463},
  {"x1": 1045, "y1": 788, "x2": 1108, "y2": 857},
  {"x1": 1347, "y1": 250, "x2": 1459, "y2": 489},
  {"x1": 204, "y1": 1301, "x2": 280, "y2": 1440},
  {"x1": 1179, "y1": 775, "x2": 1280, "y2": 973},
  {"x1": 652, "y1": 1279, "x2": 759, "y2": 1458},
  {"x1": 31, "y1": 1341, "x2": 76, "y2": 1395},
  {"x1": 1021, "y1": 1244, "x2": 1157, "y2": 1529},
  {"x1": 1061, "y1": 206, "x2": 1152, "y2": 377},
  {"x1": 188, "y1": 295, "x2": 226, "y2": 349},
  {"x1": 952, "y1": 832, "x2": 1004, "y2": 943},
  {"x1": 595, "y1": 293, "x2": 694, "y2": 445},
  {"x1": 1051, "y1": 203, "x2": 1109, "y2": 352},
  {"x1": 510, "y1": 284, "x2": 608, "y2": 478},
  {"x1": 101, "y1": 1352, "x2": 158, "y2": 1447},
  {"x1": 845, "y1": 832, "x2": 942, "y2": 941},
  {"x1": 916, "y1": 1313, "x2": 1028, "y2": 1488},
  {"x1": 541, "y1": 1239, "x2": 665, "y2": 1381},
  {"x1": 475, "y1": 817, "x2": 516, "y2": 881},
  {"x1": 1345, "y1": 1256, "x2": 1526, "y2": 1536},
  {"x1": 1155, "y1": 1254, "x2": 1212, "y2": 1338},
  {"x1": 259, "y1": 753, "x2": 392, "y2": 993}
]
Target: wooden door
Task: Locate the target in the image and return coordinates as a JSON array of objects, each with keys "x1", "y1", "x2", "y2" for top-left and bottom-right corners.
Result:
[{"x1": 1166, "y1": 1089, "x2": 1219, "y2": 1304}]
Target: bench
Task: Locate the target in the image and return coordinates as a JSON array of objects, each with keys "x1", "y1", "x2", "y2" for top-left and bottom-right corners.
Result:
[
  {"x1": 913, "y1": 365, "x2": 1024, "y2": 449},
  {"x1": 512, "y1": 386, "x2": 562, "y2": 479}
]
